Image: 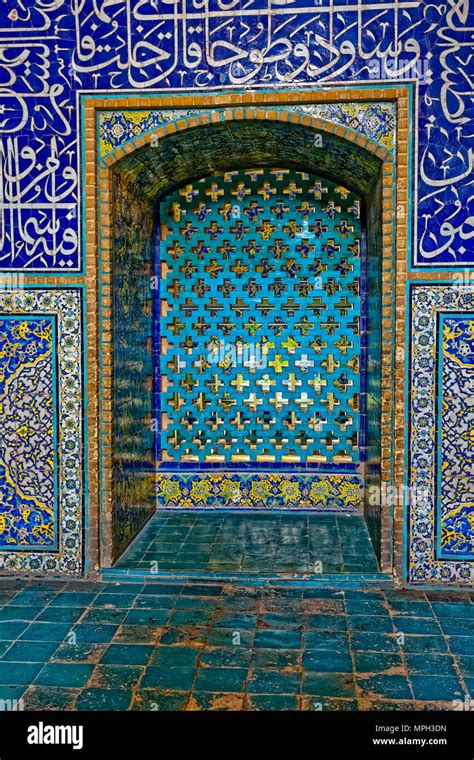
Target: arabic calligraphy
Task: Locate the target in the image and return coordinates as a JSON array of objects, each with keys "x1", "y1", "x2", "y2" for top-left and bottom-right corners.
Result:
[{"x1": 0, "y1": 0, "x2": 471, "y2": 268}]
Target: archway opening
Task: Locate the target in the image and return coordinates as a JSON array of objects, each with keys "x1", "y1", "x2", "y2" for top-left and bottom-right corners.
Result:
[{"x1": 108, "y1": 116, "x2": 385, "y2": 577}]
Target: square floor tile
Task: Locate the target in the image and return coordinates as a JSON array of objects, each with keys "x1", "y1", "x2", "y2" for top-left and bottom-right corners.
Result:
[
  {"x1": 151, "y1": 646, "x2": 200, "y2": 667},
  {"x1": 101, "y1": 644, "x2": 153, "y2": 666},
  {"x1": 34, "y1": 663, "x2": 93, "y2": 688},
  {"x1": 410, "y1": 675, "x2": 464, "y2": 701},
  {"x1": 194, "y1": 667, "x2": 247, "y2": 693},
  {"x1": 356, "y1": 674, "x2": 412, "y2": 701},
  {"x1": 247, "y1": 670, "x2": 300, "y2": 695},
  {"x1": 140, "y1": 666, "x2": 196, "y2": 691},
  {"x1": 75, "y1": 688, "x2": 132, "y2": 711},
  {"x1": 303, "y1": 650, "x2": 352, "y2": 673},
  {"x1": 302, "y1": 673, "x2": 355, "y2": 698}
]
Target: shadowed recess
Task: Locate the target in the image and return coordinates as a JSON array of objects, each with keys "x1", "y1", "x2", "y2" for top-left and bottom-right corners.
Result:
[{"x1": 112, "y1": 120, "x2": 383, "y2": 202}]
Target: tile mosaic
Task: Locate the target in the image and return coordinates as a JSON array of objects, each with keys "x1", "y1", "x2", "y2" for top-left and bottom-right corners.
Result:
[
  {"x1": 156, "y1": 168, "x2": 364, "y2": 513},
  {"x1": 0, "y1": 0, "x2": 471, "y2": 594},
  {"x1": 99, "y1": 103, "x2": 396, "y2": 159},
  {"x1": 409, "y1": 285, "x2": 474, "y2": 585},
  {"x1": 439, "y1": 315, "x2": 474, "y2": 560},
  {"x1": 160, "y1": 169, "x2": 361, "y2": 470},
  {"x1": 0, "y1": 290, "x2": 84, "y2": 575}
]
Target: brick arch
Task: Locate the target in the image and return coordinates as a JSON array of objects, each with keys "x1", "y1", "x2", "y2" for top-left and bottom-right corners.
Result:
[
  {"x1": 95, "y1": 103, "x2": 397, "y2": 571},
  {"x1": 106, "y1": 109, "x2": 391, "y2": 167},
  {"x1": 106, "y1": 109, "x2": 391, "y2": 203}
]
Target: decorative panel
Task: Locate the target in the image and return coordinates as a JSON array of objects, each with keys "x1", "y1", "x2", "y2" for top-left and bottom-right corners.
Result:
[
  {"x1": 0, "y1": 289, "x2": 84, "y2": 575},
  {"x1": 156, "y1": 473, "x2": 361, "y2": 511},
  {"x1": 438, "y1": 314, "x2": 474, "y2": 560},
  {"x1": 159, "y1": 169, "x2": 363, "y2": 467},
  {"x1": 99, "y1": 103, "x2": 396, "y2": 158},
  {"x1": 409, "y1": 285, "x2": 474, "y2": 585},
  {"x1": 0, "y1": 315, "x2": 57, "y2": 549}
]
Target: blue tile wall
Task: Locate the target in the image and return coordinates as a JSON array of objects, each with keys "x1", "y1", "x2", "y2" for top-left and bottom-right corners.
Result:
[
  {"x1": 0, "y1": 1, "x2": 472, "y2": 583},
  {"x1": 159, "y1": 169, "x2": 363, "y2": 465},
  {"x1": 0, "y1": 1, "x2": 471, "y2": 269}
]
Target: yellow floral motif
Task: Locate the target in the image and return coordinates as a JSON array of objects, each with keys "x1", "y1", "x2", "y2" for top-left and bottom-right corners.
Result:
[
  {"x1": 17, "y1": 321, "x2": 30, "y2": 339},
  {"x1": 281, "y1": 481, "x2": 301, "y2": 503},
  {"x1": 310, "y1": 480, "x2": 331, "y2": 506},
  {"x1": 0, "y1": 515, "x2": 6, "y2": 535},
  {"x1": 221, "y1": 479, "x2": 241, "y2": 505},
  {"x1": 159, "y1": 480, "x2": 181, "y2": 504},
  {"x1": 190, "y1": 480, "x2": 211, "y2": 504},
  {"x1": 250, "y1": 480, "x2": 270, "y2": 502},
  {"x1": 340, "y1": 481, "x2": 360, "y2": 506},
  {"x1": 32, "y1": 523, "x2": 54, "y2": 541}
]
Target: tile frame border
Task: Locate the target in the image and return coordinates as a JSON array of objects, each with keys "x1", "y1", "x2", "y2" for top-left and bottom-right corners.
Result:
[
  {"x1": 407, "y1": 282, "x2": 474, "y2": 586},
  {"x1": 0, "y1": 286, "x2": 86, "y2": 576},
  {"x1": 81, "y1": 86, "x2": 410, "y2": 578}
]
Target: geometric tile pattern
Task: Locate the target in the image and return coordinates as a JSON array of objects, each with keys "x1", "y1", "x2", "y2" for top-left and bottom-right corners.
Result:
[
  {"x1": 160, "y1": 169, "x2": 362, "y2": 464},
  {"x1": 0, "y1": 290, "x2": 83, "y2": 575},
  {"x1": 156, "y1": 474, "x2": 361, "y2": 512},
  {"x1": 0, "y1": 578, "x2": 472, "y2": 711},
  {"x1": 439, "y1": 315, "x2": 474, "y2": 559},
  {"x1": 409, "y1": 285, "x2": 474, "y2": 585}
]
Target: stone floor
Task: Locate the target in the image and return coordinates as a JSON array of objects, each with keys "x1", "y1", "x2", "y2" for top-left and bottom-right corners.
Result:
[
  {"x1": 0, "y1": 579, "x2": 472, "y2": 711},
  {"x1": 116, "y1": 513, "x2": 379, "y2": 575}
]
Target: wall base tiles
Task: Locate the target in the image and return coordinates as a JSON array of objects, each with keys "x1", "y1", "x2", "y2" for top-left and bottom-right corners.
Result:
[
  {"x1": 156, "y1": 473, "x2": 362, "y2": 511},
  {"x1": 409, "y1": 284, "x2": 474, "y2": 585},
  {"x1": 0, "y1": 289, "x2": 84, "y2": 575}
]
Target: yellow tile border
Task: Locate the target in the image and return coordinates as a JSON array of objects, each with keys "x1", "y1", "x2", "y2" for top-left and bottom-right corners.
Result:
[{"x1": 81, "y1": 88, "x2": 411, "y2": 577}]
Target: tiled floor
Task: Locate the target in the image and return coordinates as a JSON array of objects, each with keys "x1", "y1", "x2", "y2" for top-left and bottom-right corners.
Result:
[
  {"x1": 116, "y1": 513, "x2": 379, "y2": 575},
  {"x1": 0, "y1": 579, "x2": 473, "y2": 711}
]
